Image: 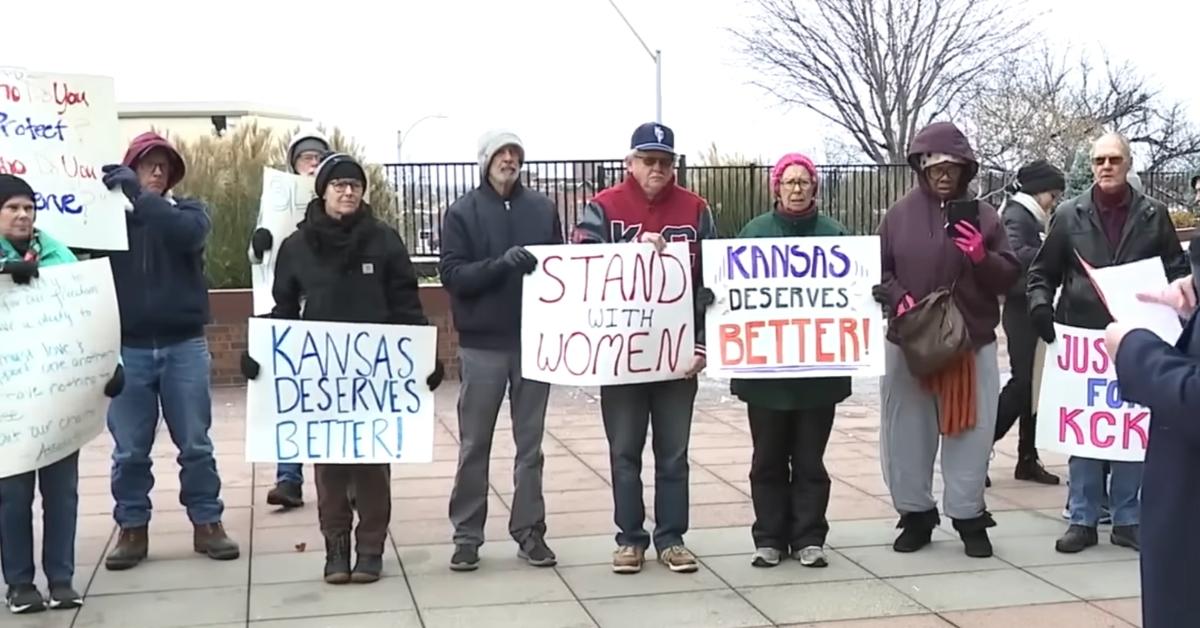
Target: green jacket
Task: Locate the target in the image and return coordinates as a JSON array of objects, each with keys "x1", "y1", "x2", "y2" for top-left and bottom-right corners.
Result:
[
  {"x1": 0, "y1": 228, "x2": 77, "y2": 267},
  {"x1": 728, "y1": 209, "x2": 853, "y2": 411}
]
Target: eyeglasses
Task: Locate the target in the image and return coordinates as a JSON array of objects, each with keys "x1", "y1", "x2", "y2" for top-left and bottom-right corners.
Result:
[
  {"x1": 637, "y1": 155, "x2": 675, "y2": 169},
  {"x1": 926, "y1": 165, "x2": 960, "y2": 181},
  {"x1": 331, "y1": 180, "x2": 363, "y2": 192},
  {"x1": 1092, "y1": 155, "x2": 1125, "y2": 166},
  {"x1": 780, "y1": 179, "x2": 812, "y2": 190}
]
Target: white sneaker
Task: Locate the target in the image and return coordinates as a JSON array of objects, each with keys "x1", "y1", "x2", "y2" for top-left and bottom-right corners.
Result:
[
  {"x1": 750, "y1": 547, "x2": 781, "y2": 568},
  {"x1": 794, "y1": 545, "x2": 829, "y2": 568}
]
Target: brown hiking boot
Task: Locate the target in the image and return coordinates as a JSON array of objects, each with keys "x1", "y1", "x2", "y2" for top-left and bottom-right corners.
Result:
[
  {"x1": 193, "y1": 523, "x2": 240, "y2": 560},
  {"x1": 105, "y1": 526, "x2": 149, "y2": 571}
]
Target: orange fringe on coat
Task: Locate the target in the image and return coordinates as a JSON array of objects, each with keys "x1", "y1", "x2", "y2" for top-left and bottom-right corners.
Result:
[{"x1": 921, "y1": 353, "x2": 976, "y2": 437}]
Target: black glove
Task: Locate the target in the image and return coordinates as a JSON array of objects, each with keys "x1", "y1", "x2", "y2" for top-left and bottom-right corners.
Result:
[
  {"x1": 104, "y1": 364, "x2": 125, "y2": 398},
  {"x1": 697, "y1": 287, "x2": 715, "y2": 307},
  {"x1": 250, "y1": 228, "x2": 273, "y2": 259},
  {"x1": 871, "y1": 284, "x2": 889, "y2": 306},
  {"x1": 1030, "y1": 305, "x2": 1056, "y2": 343},
  {"x1": 501, "y1": 246, "x2": 538, "y2": 274},
  {"x1": 426, "y1": 359, "x2": 445, "y2": 391},
  {"x1": 101, "y1": 164, "x2": 142, "y2": 202},
  {"x1": 240, "y1": 352, "x2": 261, "y2": 380},
  {"x1": 3, "y1": 259, "x2": 38, "y2": 284}
]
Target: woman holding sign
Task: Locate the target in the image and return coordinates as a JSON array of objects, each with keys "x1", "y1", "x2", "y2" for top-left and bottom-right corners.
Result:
[
  {"x1": 0, "y1": 174, "x2": 124, "y2": 613},
  {"x1": 873, "y1": 123, "x2": 1019, "y2": 558},
  {"x1": 240, "y1": 154, "x2": 445, "y2": 585},
  {"x1": 730, "y1": 153, "x2": 852, "y2": 569}
]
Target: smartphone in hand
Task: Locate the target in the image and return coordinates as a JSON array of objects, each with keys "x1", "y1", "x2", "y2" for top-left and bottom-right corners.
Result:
[{"x1": 944, "y1": 199, "x2": 981, "y2": 237}]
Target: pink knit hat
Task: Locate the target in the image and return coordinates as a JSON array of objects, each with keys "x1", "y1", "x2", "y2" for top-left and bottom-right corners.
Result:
[{"x1": 771, "y1": 153, "x2": 819, "y2": 196}]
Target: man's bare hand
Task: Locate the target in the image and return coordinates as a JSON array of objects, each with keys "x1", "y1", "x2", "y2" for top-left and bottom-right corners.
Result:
[
  {"x1": 640, "y1": 231, "x2": 667, "y2": 253},
  {"x1": 1137, "y1": 275, "x2": 1196, "y2": 317},
  {"x1": 684, "y1": 354, "x2": 706, "y2": 378}
]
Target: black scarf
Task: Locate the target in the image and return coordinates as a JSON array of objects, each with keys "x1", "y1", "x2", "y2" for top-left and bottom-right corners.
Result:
[{"x1": 300, "y1": 199, "x2": 377, "y2": 271}]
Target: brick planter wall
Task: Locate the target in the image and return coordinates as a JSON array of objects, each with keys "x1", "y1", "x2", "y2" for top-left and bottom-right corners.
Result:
[{"x1": 205, "y1": 286, "x2": 459, "y2": 387}]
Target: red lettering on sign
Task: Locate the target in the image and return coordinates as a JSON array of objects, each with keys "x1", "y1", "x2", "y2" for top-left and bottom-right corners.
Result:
[
  {"x1": 0, "y1": 156, "x2": 27, "y2": 175},
  {"x1": 53, "y1": 82, "x2": 89, "y2": 114}
]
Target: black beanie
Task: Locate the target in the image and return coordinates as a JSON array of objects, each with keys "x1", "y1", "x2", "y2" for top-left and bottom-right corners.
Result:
[
  {"x1": 314, "y1": 152, "x2": 368, "y2": 198},
  {"x1": 0, "y1": 174, "x2": 34, "y2": 208},
  {"x1": 1016, "y1": 160, "x2": 1066, "y2": 195}
]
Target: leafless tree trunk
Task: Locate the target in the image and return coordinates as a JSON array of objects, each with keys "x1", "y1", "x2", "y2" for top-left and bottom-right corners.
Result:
[{"x1": 734, "y1": 0, "x2": 1033, "y2": 164}]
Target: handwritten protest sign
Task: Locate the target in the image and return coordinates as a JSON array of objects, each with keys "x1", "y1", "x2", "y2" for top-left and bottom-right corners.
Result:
[
  {"x1": 1036, "y1": 324, "x2": 1150, "y2": 462},
  {"x1": 0, "y1": 259, "x2": 120, "y2": 478},
  {"x1": 244, "y1": 318, "x2": 437, "y2": 463},
  {"x1": 0, "y1": 67, "x2": 127, "y2": 250},
  {"x1": 700, "y1": 236, "x2": 883, "y2": 379},
  {"x1": 250, "y1": 167, "x2": 315, "y2": 315},
  {"x1": 521, "y1": 242, "x2": 696, "y2": 386}
]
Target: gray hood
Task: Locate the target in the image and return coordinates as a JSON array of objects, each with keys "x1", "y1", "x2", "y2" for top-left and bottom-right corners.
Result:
[{"x1": 287, "y1": 128, "x2": 331, "y2": 174}]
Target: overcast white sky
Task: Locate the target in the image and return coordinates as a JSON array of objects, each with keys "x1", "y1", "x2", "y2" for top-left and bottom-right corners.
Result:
[{"x1": 7, "y1": 0, "x2": 1200, "y2": 165}]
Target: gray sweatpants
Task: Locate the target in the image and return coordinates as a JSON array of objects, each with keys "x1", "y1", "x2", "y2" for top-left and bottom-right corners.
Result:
[
  {"x1": 449, "y1": 347, "x2": 550, "y2": 547},
  {"x1": 879, "y1": 341, "x2": 999, "y2": 520}
]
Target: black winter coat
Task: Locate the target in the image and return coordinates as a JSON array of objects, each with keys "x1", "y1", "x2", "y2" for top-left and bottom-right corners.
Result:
[
  {"x1": 999, "y1": 195, "x2": 1046, "y2": 303},
  {"x1": 271, "y1": 203, "x2": 428, "y2": 326},
  {"x1": 1027, "y1": 185, "x2": 1188, "y2": 330}
]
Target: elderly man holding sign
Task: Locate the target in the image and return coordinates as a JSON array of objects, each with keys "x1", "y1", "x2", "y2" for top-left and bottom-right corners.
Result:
[
  {"x1": 1027, "y1": 132, "x2": 1189, "y2": 555},
  {"x1": 571, "y1": 122, "x2": 715, "y2": 574},
  {"x1": 241, "y1": 153, "x2": 443, "y2": 584}
]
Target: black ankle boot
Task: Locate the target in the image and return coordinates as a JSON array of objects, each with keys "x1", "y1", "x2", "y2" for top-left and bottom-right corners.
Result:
[
  {"x1": 323, "y1": 533, "x2": 351, "y2": 584},
  {"x1": 1014, "y1": 454, "x2": 1060, "y2": 485},
  {"x1": 893, "y1": 509, "x2": 939, "y2": 553},
  {"x1": 952, "y1": 512, "x2": 997, "y2": 558},
  {"x1": 351, "y1": 554, "x2": 383, "y2": 583}
]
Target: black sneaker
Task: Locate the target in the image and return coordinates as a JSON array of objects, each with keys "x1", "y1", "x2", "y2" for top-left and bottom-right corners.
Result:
[
  {"x1": 6, "y1": 585, "x2": 44, "y2": 614},
  {"x1": 450, "y1": 544, "x2": 479, "y2": 572},
  {"x1": 517, "y1": 535, "x2": 557, "y2": 567},
  {"x1": 266, "y1": 481, "x2": 304, "y2": 509},
  {"x1": 1055, "y1": 525, "x2": 1099, "y2": 553},
  {"x1": 1014, "y1": 456, "x2": 1060, "y2": 485},
  {"x1": 893, "y1": 509, "x2": 939, "y2": 553},
  {"x1": 1111, "y1": 525, "x2": 1140, "y2": 551},
  {"x1": 47, "y1": 583, "x2": 82, "y2": 610}
]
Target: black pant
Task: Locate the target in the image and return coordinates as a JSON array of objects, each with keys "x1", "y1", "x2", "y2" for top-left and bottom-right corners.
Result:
[
  {"x1": 995, "y1": 303, "x2": 1038, "y2": 458},
  {"x1": 747, "y1": 404, "x2": 836, "y2": 551}
]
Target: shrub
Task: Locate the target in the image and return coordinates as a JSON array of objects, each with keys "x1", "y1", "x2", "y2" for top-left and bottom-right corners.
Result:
[{"x1": 166, "y1": 122, "x2": 399, "y2": 289}]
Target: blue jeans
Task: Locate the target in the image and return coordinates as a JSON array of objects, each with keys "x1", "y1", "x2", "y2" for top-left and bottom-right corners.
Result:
[
  {"x1": 0, "y1": 453, "x2": 79, "y2": 586},
  {"x1": 600, "y1": 378, "x2": 698, "y2": 551},
  {"x1": 1069, "y1": 456, "x2": 1141, "y2": 527},
  {"x1": 276, "y1": 463, "x2": 303, "y2": 485},
  {"x1": 107, "y1": 337, "x2": 224, "y2": 528}
]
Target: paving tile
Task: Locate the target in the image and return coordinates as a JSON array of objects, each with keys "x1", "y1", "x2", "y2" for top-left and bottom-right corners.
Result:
[
  {"x1": 397, "y1": 541, "x2": 532, "y2": 575},
  {"x1": 839, "y1": 541, "x2": 1008, "y2": 578},
  {"x1": 543, "y1": 534, "x2": 625, "y2": 567},
  {"x1": 701, "y1": 550, "x2": 872, "y2": 587},
  {"x1": 87, "y1": 555, "x2": 247, "y2": 595},
  {"x1": 543, "y1": 489, "x2": 618, "y2": 514},
  {"x1": 938, "y1": 509, "x2": 1067, "y2": 539},
  {"x1": 888, "y1": 568, "x2": 1077, "y2": 612},
  {"x1": 986, "y1": 485, "x2": 1070, "y2": 511},
  {"x1": 249, "y1": 579, "x2": 414, "y2": 621},
  {"x1": 251, "y1": 523, "x2": 327, "y2": 555},
  {"x1": 424, "y1": 600, "x2": 596, "y2": 628},
  {"x1": 991, "y1": 535, "x2": 1138, "y2": 567},
  {"x1": 251, "y1": 549, "x2": 402, "y2": 584},
  {"x1": 250, "y1": 612, "x2": 422, "y2": 627},
  {"x1": 407, "y1": 565, "x2": 573, "y2": 609},
  {"x1": 677, "y1": 526, "x2": 750, "y2": 557},
  {"x1": 941, "y1": 601, "x2": 1134, "y2": 627},
  {"x1": 74, "y1": 586, "x2": 248, "y2": 627},
  {"x1": 0, "y1": 611, "x2": 75, "y2": 628},
  {"x1": 739, "y1": 579, "x2": 925, "y2": 624},
  {"x1": 1027, "y1": 560, "x2": 1141, "y2": 600},
  {"x1": 827, "y1": 492, "x2": 901, "y2": 520},
  {"x1": 584, "y1": 590, "x2": 770, "y2": 628},
  {"x1": 689, "y1": 502, "x2": 757, "y2": 528},
  {"x1": 827, "y1": 518, "x2": 953, "y2": 549},
  {"x1": 1092, "y1": 598, "x2": 1143, "y2": 627},
  {"x1": 557, "y1": 561, "x2": 726, "y2": 599},
  {"x1": 784, "y1": 616, "x2": 953, "y2": 628}
]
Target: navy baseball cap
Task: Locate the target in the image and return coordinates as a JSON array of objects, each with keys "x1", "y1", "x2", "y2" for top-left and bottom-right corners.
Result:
[{"x1": 630, "y1": 122, "x2": 675, "y2": 154}]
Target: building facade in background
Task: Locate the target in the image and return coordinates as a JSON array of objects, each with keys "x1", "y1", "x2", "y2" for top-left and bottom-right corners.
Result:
[{"x1": 117, "y1": 102, "x2": 311, "y2": 146}]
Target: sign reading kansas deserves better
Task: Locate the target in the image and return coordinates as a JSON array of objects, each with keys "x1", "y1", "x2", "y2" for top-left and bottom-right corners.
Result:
[
  {"x1": 245, "y1": 319, "x2": 437, "y2": 463},
  {"x1": 701, "y1": 236, "x2": 883, "y2": 379}
]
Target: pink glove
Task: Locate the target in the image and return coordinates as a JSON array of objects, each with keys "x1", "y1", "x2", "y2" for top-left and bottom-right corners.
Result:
[
  {"x1": 896, "y1": 293, "x2": 916, "y2": 317},
  {"x1": 953, "y1": 222, "x2": 986, "y2": 264}
]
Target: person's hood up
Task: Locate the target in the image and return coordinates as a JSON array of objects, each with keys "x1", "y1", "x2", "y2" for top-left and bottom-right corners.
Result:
[
  {"x1": 121, "y1": 132, "x2": 186, "y2": 191},
  {"x1": 906, "y1": 122, "x2": 979, "y2": 195},
  {"x1": 477, "y1": 130, "x2": 525, "y2": 177},
  {"x1": 287, "y1": 128, "x2": 331, "y2": 174}
]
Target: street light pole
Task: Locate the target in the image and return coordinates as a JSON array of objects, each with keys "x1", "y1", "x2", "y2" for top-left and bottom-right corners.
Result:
[
  {"x1": 396, "y1": 113, "x2": 447, "y2": 163},
  {"x1": 606, "y1": 0, "x2": 662, "y2": 122}
]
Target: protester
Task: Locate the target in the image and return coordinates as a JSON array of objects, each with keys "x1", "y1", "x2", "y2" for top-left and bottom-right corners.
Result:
[
  {"x1": 1192, "y1": 174, "x2": 1200, "y2": 206},
  {"x1": 992, "y1": 160, "x2": 1065, "y2": 485},
  {"x1": 100, "y1": 132, "x2": 239, "y2": 570},
  {"x1": 1112, "y1": 256, "x2": 1200, "y2": 628},
  {"x1": 873, "y1": 121, "x2": 1019, "y2": 558},
  {"x1": 247, "y1": 128, "x2": 332, "y2": 510},
  {"x1": 730, "y1": 153, "x2": 851, "y2": 569},
  {"x1": 1027, "y1": 132, "x2": 1189, "y2": 554},
  {"x1": 572, "y1": 122, "x2": 714, "y2": 574},
  {"x1": 0, "y1": 175, "x2": 123, "y2": 613},
  {"x1": 241, "y1": 152, "x2": 444, "y2": 584},
  {"x1": 439, "y1": 130, "x2": 562, "y2": 571}
]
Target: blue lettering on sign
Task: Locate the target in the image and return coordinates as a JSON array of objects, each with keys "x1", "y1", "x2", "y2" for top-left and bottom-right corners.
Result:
[
  {"x1": 0, "y1": 111, "x2": 68, "y2": 141},
  {"x1": 34, "y1": 192, "x2": 82, "y2": 215},
  {"x1": 273, "y1": 416, "x2": 408, "y2": 461}
]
